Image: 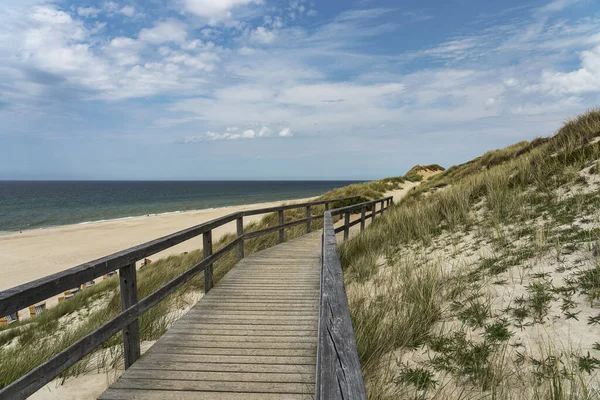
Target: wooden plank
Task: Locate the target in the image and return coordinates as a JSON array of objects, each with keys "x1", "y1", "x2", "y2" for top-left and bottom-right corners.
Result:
[
  {"x1": 100, "y1": 389, "x2": 313, "y2": 400},
  {"x1": 127, "y1": 361, "x2": 316, "y2": 374},
  {"x1": 317, "y1": 212, "x2": 367, "y2": 400},
  {"x1": 124, "y1": 369, "x2": 314, "y2": 383},
  {"x1": 236, "y1": 216, "x2": 244, "y2": 261},
  {"x1": 119, "y1": 262, "x2": 140, "y2": 369},
  {"x1": 203, "y1": 230, "x2": 213, "y2": 292},
  {"x1": 99, "y1": 231, "x2": 324, "y2": 400},
  {"x1": 109, "y1": 378, "x2": 315, "y2": 394},
  {"x1": 138, "y1": 353, "x2": 316, "y2": 365}
]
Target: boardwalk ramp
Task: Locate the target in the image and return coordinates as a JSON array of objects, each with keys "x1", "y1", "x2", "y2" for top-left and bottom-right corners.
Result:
[{"x1": 100, "y1": 232, "x2": 321, "y2": 400}]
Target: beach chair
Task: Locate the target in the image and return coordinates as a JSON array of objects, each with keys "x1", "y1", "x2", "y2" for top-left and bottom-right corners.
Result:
[
  {"x1": 6, "y1": 312, "x2": 19, "y2": 324},
  {"x1": 81, "y1": 280, "x2": 95, "y2": 289},
  {"x1": 64, "y1": 287, "x2": 80, "y2": 300},
  {"x1": 28, "y1": 303, "x2": 46, "y2": 318},
  {"x1": 104, "y1": 271, "x2": 118, "y2": 279},
  {"x1": 0, "y1": 312, "x2": 16, "y2": 326}
]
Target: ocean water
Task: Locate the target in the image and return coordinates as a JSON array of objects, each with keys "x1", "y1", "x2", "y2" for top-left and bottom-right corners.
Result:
[{"x1": 0, "y1": 181, "x2": 361, "y2": 233}]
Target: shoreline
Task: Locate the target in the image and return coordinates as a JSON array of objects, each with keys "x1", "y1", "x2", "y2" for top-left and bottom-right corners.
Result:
[
  {"x1": 0, "y1": 197, "x2": 320, "y2": 236},
  {"x1": 0, "y1": 195, "x2": 316, "y2": 291}
]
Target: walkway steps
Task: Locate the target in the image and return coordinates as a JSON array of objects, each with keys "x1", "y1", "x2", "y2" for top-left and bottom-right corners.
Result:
[{"x1": 99, "y1": 231, "x2": 322, "y2": 400}]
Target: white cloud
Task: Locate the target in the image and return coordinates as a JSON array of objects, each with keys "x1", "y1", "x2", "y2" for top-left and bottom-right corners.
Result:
[
  {"x1": 77, "y1": 7, "x2": 101, "y2": 18},
  {"x1": 139, "y1": 20, "x2": 187, "y2": 44},
  {"x1": 541, "y1": 44, "x2": 600, "y2": 94},
  {"x1": 181, "y1": 0, "x2": 263, "y2": 21},
  {"x1": 249, "y1": 26, "x2": 276, "y2": 44},
  {"x1": 105, "y1": 37, "x2": 144, "y2": 66},
  {"x1": 120, "y1": 6, "x2": 135, "y2": 17},
  {"x1": 184, "y1": 125, "x2": 292, "y2": 141},
  {"x1": 538, "y1": 0, "x2": 584, "y2": 13},
  {"x1": 258, "y1": 126, "x2": 271, "y2": 136},
  {"x1": 279, "y1": 127, "x2": 292, "y2": 137}
]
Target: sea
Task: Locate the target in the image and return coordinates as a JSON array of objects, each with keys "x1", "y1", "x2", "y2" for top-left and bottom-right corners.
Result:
[{"x1": 0, "y1": 181, "x2": 361, "y2": 233}]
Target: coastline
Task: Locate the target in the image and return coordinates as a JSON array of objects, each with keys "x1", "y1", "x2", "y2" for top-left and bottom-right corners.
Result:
[{"x1": 0, "y1": 195, "x2": 316, "y2": 291}]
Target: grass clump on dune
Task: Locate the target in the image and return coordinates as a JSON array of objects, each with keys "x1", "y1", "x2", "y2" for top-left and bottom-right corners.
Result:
[{"x1": 341, "y1": 108, "x2": 600, "y2": 399}]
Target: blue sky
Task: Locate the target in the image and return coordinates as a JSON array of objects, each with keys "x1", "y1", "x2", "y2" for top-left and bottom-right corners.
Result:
[{"x1": 1, "y1": 0, "x2": 599, "y2": 180}]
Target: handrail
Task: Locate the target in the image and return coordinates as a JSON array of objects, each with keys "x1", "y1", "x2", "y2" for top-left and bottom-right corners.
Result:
[
  {"x1": 316, "y1": 196, "x2": 393, "y2": 400},
  {"x1": 0, "y1": 195, "x2": 361, "y2": 400}
]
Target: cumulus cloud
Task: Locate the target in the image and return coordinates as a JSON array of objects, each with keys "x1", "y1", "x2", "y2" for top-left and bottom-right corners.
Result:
[
  {"x1": 183, "y1": 126, "x2": 292, "y2": 142},
  {"x1": 181, "y1": 0, "x2": 263, "y2": 21},
  {"x1": 249, "y1": 26, "x2": 276, "y2": 44},
  {"x1": 139, "y1": 20, "x2": 187, "y2": 44},
  {"x1": 279, "y1": 127, "x2": 292, "y2": 137},
  {"x1": 541, "y1": 44, "x2": 600, "y2": 94},
  {"x1": 120, "y1": 6, "x2": 135, "y2": 17},
  {"x1": 77, "y1": 7, "x2": 101, "y2": 18}
]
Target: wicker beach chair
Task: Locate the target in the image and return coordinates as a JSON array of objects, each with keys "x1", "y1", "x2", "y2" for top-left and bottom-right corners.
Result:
[
  {"x1": 28, "y1": 303, "x2": 46, "y2": 318},
  {"x1": 0, "y1": 312, "x2": 18, "y2": 326}
]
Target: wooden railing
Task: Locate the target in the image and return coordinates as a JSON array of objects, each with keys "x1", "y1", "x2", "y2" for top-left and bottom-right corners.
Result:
[
  {"x1": 317, "y1": 196, "x2": 393, "y2": 400},
  {"x1": 0, "y1": 195, "x2": 362, "y2": 400}
]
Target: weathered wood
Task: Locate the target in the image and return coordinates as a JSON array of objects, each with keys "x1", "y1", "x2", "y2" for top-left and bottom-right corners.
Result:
[
  {"x1": 306, "y1": 205, "x2": 311, "y2": 233},
  {"x1": 119, "y1": 263, "x2": 140, "y2": 369},
  {"x1": 203, "y1": 230, "x2": 213, "y2": 293},
  {"x1": 100, "y1": 232, "x2": 322, "y2": 399},
  {"x1": 278, "y1": 209, "x2": 285, "y2": 243},
  {"x1": 360, "y1": 206, "x2": 366, "y2": 232},
  {"x1": 343, "y1": 212, "x2": 350, "y2": 241},
  {"x1": 242, "y1": 196, "x2": 361, "y2": 216},
  {"x1": 244, "y1": 216, "x2": 317, "y2": 240},
  {"x1": 317, "y1": 212, "x2": 367, "y2": 400},
  {"x1": 236, "y1": 216, "x2": 244, "y2": 261}
]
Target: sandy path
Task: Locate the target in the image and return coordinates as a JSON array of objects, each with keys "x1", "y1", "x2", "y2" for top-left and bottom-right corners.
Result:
[{"x1": 0, "y1": 197, "x2": 314, "y2": 291}]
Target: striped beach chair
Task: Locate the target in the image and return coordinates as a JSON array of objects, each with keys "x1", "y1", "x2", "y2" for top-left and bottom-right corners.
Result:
[{"x1": 28, "y1": 303, "x2": 46, "y2": 318}]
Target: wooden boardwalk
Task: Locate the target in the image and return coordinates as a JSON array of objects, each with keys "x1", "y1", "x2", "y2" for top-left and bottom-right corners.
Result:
[{"x1": 99, "y1": 232, "x2": 322, "y2": 400}]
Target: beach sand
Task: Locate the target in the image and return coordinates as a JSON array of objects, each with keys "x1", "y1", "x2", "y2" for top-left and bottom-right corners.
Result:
[{"x1": 0, "y1": 197, "x2": 315, "y2": 292}]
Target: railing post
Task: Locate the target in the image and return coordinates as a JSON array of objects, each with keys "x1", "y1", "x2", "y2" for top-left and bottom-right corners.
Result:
[
  {"x1": 119, "y1": 262, "x2": 140, "y2": 369},
  {"x1": 306, "y1": 205, "x2": 312, "y2": 233},
  {"x1": 360, "y1": 205, "x2": 366, "y2": 232},
  {"x1": 344, "y1": 212, "x2": 350, "y2": 241},
  {"x1": 236, "y1": 216, "x2": 244, "y2": 261},
  {"x1": 278, "y1": 209, "x2": 285, "y2": 243},
  {"x1": 203, "y1": 230, "x2": 213, "y2": 293},
  {"x1": 371, "y1": 202, "x2": 376, "y2": 222},
  {"x1": 325, "y1": 202, "x2": 329, "y2": 211}
]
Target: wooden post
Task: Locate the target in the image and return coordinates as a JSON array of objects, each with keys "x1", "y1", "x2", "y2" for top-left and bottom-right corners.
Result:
[
  {"x1": 278, "y1": 210, "x2": 284, "y2": 243},
  {"x1": 360, "y1": 206, "x2": 366, "y2": 232},
  {"x1": 203, "y1": 230, "x2": 213, "y2": 293},
  {"x1": 119, "y1": 262, "x2": 140, "y2": 369},
  {"x1": 325, "y1": 202, "x2": 329, "y2": 211},
  {"x1": 371, "y1": 202, "x2": 376, "y2": 222},
  {"x1": 236, "y1": 216, "x2": 244, "y2": 261},
  {"x1": 344, "y1": 212, "x2": 350, "y2": 241},
  {"x1": 306, "y1": 205, "x2": 311, "y2": 233}
]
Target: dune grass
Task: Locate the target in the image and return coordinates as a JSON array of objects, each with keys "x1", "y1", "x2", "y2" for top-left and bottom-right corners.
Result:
[{"x1": 340, "y1": 108, "x2": 600, "y2": 399}]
